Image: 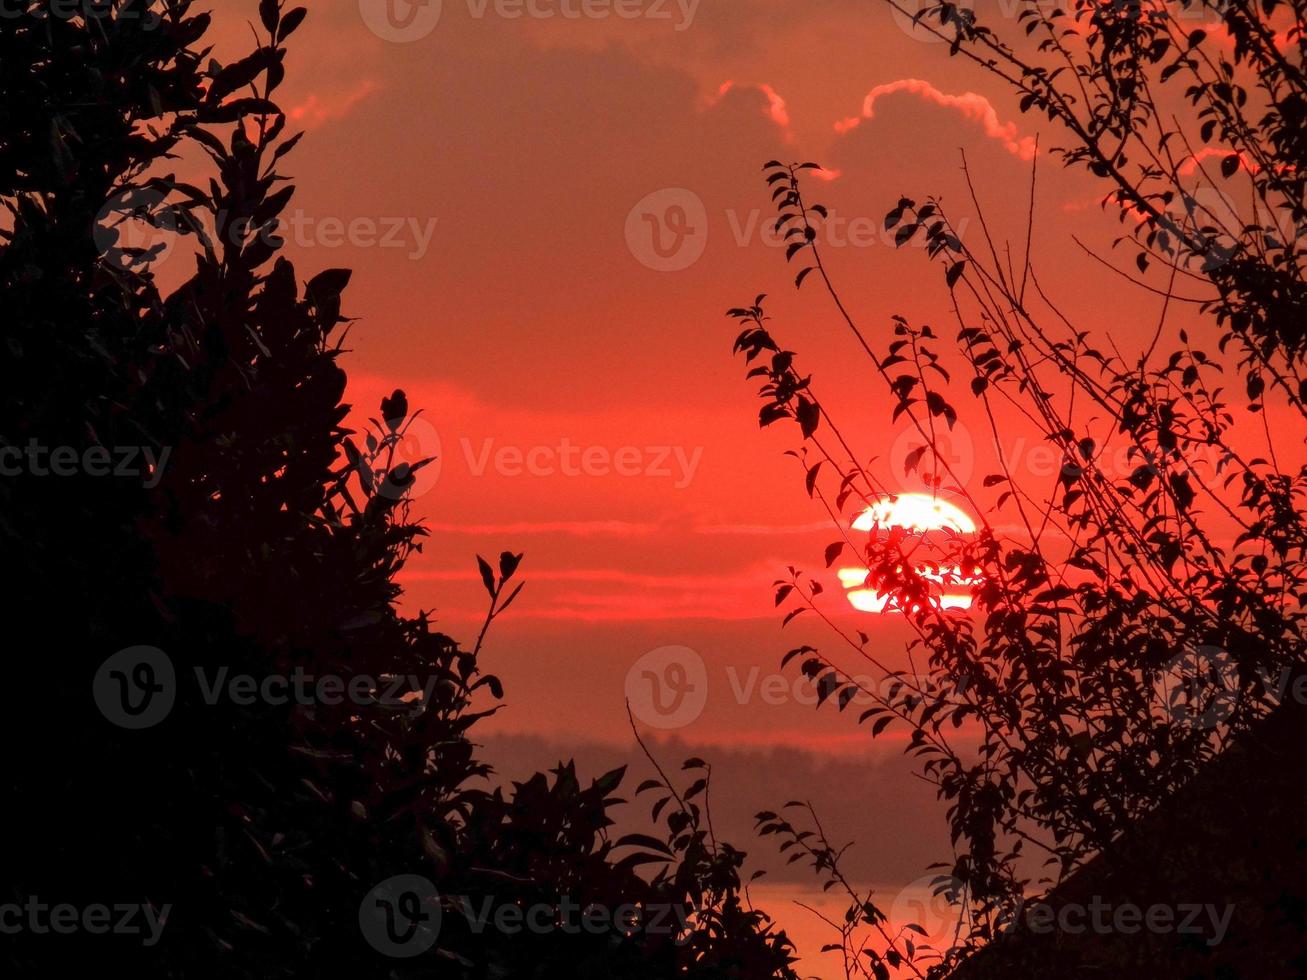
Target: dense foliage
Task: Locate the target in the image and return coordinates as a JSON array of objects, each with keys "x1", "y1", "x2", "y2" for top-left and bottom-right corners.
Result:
[
  {"x1": 733, "y1": 1, "x2": 1306, "y2": 976},
  {"x1": 0, "y1": 2, "x2": 797, "y2": 976}
]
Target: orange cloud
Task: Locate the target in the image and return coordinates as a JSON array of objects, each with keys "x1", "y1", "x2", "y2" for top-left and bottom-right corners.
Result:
[
  {"x1": 410, "y1": 566, "x2": 757, "y2": 588},
  {"x1": 288, "y1": 79, "x2": 382, "y2": 127},
  {"x1": 755, "y1": 82, "x2": 791, "y2": 129},
  {"x1": 695, "y1": 520, "x2": 835, "y2": 535},
  {"x1": 836, "y1": 78, "x2": 1038, "y2": 160},
  {"x1": 1177, "y1": 146, "x2": 1259, "y2": 176},
  {"x1": 1207, "y1": 21, "x2": 1296, "y2": 52},
  {"x1": 710, "y1": 80, "x2": 793, "y2": 138},
  {"x1": 403, "y1": 562, "x2": 792, "y2": 622},
  {"x1": 420, "y1": 520, "x2": 660, "y2": 537}
]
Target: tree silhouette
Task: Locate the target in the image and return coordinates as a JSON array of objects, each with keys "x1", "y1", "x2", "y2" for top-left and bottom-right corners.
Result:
[
  {"x1": 0, "y1": 2, "x2": 796, "y2": 976},
  {"x1": 732, "y1": 1, "x2": 1306, "y2": 976}
]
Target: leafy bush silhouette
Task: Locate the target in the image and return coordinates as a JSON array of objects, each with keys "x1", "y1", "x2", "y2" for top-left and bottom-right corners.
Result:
[
  {"x1": 0, "y1": 2, "x2": 796, "y2": 976},
  {"x1": 731, "y1": 1, "x2": 1306, "y2": 976}
]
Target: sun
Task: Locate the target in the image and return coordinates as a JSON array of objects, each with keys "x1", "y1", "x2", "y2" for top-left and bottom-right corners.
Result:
[
  {"x1": 850, "y1": 494, "x2": 977, "y2": 535},
  {"x1": 840, "y1": 493, "x2": 979, "y2": 613}
]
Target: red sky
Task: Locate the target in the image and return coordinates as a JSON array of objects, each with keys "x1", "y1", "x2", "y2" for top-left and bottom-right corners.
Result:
[{"x1": 190, "y1": 2, "x2": 1300, "y2": 973}]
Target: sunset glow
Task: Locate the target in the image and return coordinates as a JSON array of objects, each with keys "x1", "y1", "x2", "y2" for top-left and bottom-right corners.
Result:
[
  {"x1": 842, "y1": 494, "x2": 979, "y2": 613},
  {"x1": 20, "y1": 2, "x2": 1300, "y2": 976},
  {"x1": 850, "y1": 493, "x2": 977, "y2": 535}
]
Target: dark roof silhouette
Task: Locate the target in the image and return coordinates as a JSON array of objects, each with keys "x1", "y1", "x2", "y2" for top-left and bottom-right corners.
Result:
[{"x1": 951, "y1": 697, "x2": 1307, "y2": 978}]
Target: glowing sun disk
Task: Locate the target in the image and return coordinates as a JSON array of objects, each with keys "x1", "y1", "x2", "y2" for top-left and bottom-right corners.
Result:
[{"x1": 841, "y1": 494, "x2": 979, "y2": 614}]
